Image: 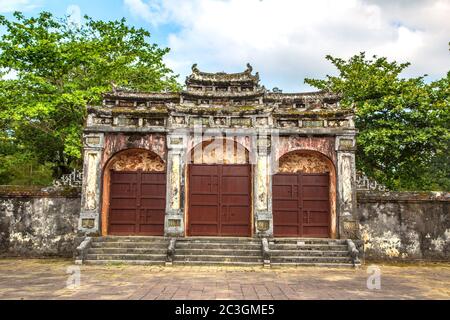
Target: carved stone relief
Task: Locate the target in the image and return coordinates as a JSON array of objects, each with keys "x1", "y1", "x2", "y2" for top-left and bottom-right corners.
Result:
[
  {"x1": 109, "y1": 150, "x2": 166, "y2": 172},
  {"x1": 278, "y1": 152, "x2": 330, "y2": 173}
]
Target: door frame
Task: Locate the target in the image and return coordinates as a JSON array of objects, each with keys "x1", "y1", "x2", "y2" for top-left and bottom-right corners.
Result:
[
  {"x1": 272, "y1": 172, "x2": 331, "y2": 238},
  {"x1": 186, "y1": 163, "x2": 253, "y2": 237},
  {"x1": 107, "y1": 169, "x2": 167, "y2": 236}
]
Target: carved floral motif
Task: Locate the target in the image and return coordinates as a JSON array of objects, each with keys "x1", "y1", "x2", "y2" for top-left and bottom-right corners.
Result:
[
  {"x1": 278, "y1": 152, "x2": 330, "y2": 173},
  {"x1": 110, "y1": 150, "x2": 165, "y2": 172}
]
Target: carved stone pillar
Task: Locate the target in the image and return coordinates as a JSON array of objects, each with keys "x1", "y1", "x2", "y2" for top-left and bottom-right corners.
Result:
[
  {"x1": 254, "y1": 133, "x2": 273, "y2": 238},
  {"x1": 164, "y1": 134, "x2": 187, "y2": 237},
  {"x1": 336, "y1": 135, "x2": 359, "y2": 239},
  {"x1": 79, "y1": 133, "x2": 104, "y2": 235}
]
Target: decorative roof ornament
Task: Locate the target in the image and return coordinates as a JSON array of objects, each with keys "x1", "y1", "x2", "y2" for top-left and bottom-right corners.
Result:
[
  {"x1": 272, "y1": 87, "x2": 283, "y2": 93},
  {"x1": 246, "y1": 63, "x2": 253, "y2": 74},
  {"x1": 185, "y1": 63, "x2": 261, "y2": 86},
  {"x1": 356, "y1": 171, "x2": 388, "y2": 192},
  {"x1": 110, "y1": 81, "x2": 135, "y2": 93},
  {"x1": 191, "y1": 63, "x2": 200, "y2": 74}
]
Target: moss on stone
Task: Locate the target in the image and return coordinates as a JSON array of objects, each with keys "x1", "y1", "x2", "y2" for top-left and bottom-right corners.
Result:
[
  {"x1": 111, "y1": 107, "x2": 168, "y2": 116},
  {"x1": 275, "y1": 109, "x2": 352, "y2": 118},
  {"x1": 175, "y1": 105, "x2": 264, "y2": 116}
]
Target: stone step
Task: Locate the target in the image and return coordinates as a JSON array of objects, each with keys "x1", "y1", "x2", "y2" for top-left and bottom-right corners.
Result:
[
  {"x1": 173, "y1": 261, "x2": 263, "y2": 267},
  {"x1": 269, "y1": 244, "x2": 348, "y2": 251},
  {"x1": 88, "y1": 248, "x2": 167, "y2": 255},
  {"x1": 175, "y1": 248, "x2": 262, "y2": 256},
  {"x1": 92, "y1": 236, "x2": 169, "y2": 243},
  {"x1": 177, "y1": 238, "x2": 261, "y2": 245},
  {"x1": 271, "y1": 256, "x2": 352, "y2": 263},
  {"x1": 84, "y1": 260, "x2": 166, "y2": 266},
  {"x1": 174, "y1": 255, "x2": 263, "y2": 263},
  {"x1": 269, "y1": 250, "x2": 349, "y2": 257},
  {"x1": 176, "y1": 243, "x2": 261, "y2": 250},
  {"x1": 86, "y1": 254, "x2": 166, "y2": 261},
  {"x1": 82, "y1": 236, "x2": 356, "y2": 268},
  {"x1": 176, "y1": 242, "x2": 261, "y2": 246},
  {"x1": 91, "y1": 242, "x2": 168, "y2": 249},
  {"x1": 271, "y1": 262, "x2": 354, "y2": 268},
  {"x1": 269, "y1": 238, "x2": 347, "y2": 245}
]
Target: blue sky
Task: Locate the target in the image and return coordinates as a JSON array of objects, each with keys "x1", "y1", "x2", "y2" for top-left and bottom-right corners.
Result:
[
  {"x1": 0, "y1": 0, "x2": 177, "y2": 46},
  {"x1": 1, "y1": 0, "x2": 449, "y2": 92}
]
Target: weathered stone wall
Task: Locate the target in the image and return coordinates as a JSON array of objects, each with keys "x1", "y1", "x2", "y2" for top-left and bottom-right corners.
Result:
[
  {"x1": 2, "y1": 188, "x2": 448, "y2": 261},
  {"x1": 0, "y1": 190, "x2": 80, "y2": 257},
  {"x1": 358, "y1": 191, "x2": 449, "y2": 261}
]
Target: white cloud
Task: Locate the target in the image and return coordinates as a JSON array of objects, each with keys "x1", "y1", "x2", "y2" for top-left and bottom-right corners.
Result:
[
  {"x1": 67, "y1": 4, "x2": 82, "y2": 27},
  {"x1": 125, "y1": 0, "x2": 450, "y2": 92},
  {"x1": 0, "y1": 0, "x2": 39, "y2": 13}
]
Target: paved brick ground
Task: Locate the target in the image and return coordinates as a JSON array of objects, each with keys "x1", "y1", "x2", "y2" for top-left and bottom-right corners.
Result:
[{"x1": 0, "y1": 259, "x2": 449, "y2": 300}]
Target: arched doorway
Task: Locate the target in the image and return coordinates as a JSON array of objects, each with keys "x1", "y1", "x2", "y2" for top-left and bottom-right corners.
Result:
[
  {"x1": 273, "y1": 150, "x2": 336, "y2": 238},
  {"x1": 187, "y1": 139, "x2": 252, "y2": 237},
  {"x1": 101, "y1": 149, "x2": 166, "y2": 236}
]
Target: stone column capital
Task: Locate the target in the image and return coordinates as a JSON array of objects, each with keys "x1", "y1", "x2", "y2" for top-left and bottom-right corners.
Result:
[
  {"x1": 336, "y1": 135, "x2": 357, "y2": 152},
  {"x1": 83, "y1": 133, "x2": 105, "y2": 150},
  {"x1": 253, "y1": 133, "x2": 272, "y2": 155},
  {"x1": 167, "y1": 134, "x2": 188, "y2": 152}
]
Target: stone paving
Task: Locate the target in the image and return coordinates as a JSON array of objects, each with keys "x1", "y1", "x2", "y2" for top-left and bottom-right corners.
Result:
[{"x1": 0, "y1": 259, "x2": 449, "y2": 300}]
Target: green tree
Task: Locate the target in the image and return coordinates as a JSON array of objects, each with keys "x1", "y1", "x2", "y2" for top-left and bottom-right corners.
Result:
[
  {"x1": 305, "y1": 53, "x2": 450, "y2": 191},
  {"x1": 0, "y1": 11, "x2": 180, "y2": 185}
]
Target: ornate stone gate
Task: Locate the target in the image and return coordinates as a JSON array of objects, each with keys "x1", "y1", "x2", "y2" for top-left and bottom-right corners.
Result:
[{"x1": 79, "y1": 64, "x2": 358, "y2": 239}]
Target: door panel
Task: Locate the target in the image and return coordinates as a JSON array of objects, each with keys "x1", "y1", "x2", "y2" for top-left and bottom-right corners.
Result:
[
  {"x1": 188, "y1": 164, "x2": 251, "y2": 237},
  {"x1": 273, "y1": 173, "x2": 330, "y2": 238},
  {"x1": 108, "y1": 171, "x2": 166, "y2": 236}
]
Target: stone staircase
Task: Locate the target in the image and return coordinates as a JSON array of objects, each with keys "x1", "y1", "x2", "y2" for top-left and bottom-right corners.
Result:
[
  {"x1": 269, "y1": 238, "x2": 358, "y2": 268},
  {"x1": 77, "y1": 236, "x2": 360, "y2": 268},
  {"x1": 82, "y1": 236, "x2": 169, "y2": 265},
  {"x1": 172, "y1": 237, "x2": 263, "y2": 266}
]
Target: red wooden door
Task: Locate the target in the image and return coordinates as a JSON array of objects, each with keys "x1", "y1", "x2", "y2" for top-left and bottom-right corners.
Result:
[
  {"x1": 108, "y1": 170, "x2": 166, "y2": 236},
  {"x1": 188, "y1": 164, "x2": 251, "y2": 237},
  {"x1": 273, "y1": 173, "x2": 330, "y2": 238}
]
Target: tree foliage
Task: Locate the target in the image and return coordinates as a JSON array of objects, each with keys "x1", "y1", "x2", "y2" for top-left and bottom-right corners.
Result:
[
  {"x1": 306, "y1": 53, "x2": 450, "y2": 191},
  {"x1": 0, "y1": 12, "x2": 180, "y2": 185}
]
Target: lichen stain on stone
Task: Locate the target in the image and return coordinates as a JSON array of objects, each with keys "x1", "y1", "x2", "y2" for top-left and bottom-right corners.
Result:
[
  {"x1": 431, "y1": 229, "x2": 450, "y2": 252},
  {"x1": 85, "y1": 153, "x2": 98, "y2": 210},
  {"x1": 358, "y1": 194, "x2": 449, "y2": 261},
  {"x1": 256, "y1": 156, "x2": 268, "y2": 211},
  {"x1": 170, "y1": 154, "x2": 181, "y2": 210},
  {"x1": 360, "y1": 225, "x2": 402, "y2": 258},
  {"x1": 1, "y1": 197, "x2": 80, "y2": 257}
]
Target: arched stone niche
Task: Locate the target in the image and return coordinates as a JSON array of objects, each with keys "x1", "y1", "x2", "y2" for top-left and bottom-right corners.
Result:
[
  {"x1": 187, "y1": 139, "x2": 250, "y2": 164},
  {"x1": 277, "y1": 150, "x2": 337, "y2": 238},
  {"x1": 276, "y1": 136, "x2": 336, "y2": 165},
  {"x1": 102, "y1": 133, "x2": 166, "y2": 168},
  {"x1": 101, "y1": 149, "x2": 166, "y2": 235},
  {"x1": 109, "y1": 149, "x2": 166, "y2": 172}
]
